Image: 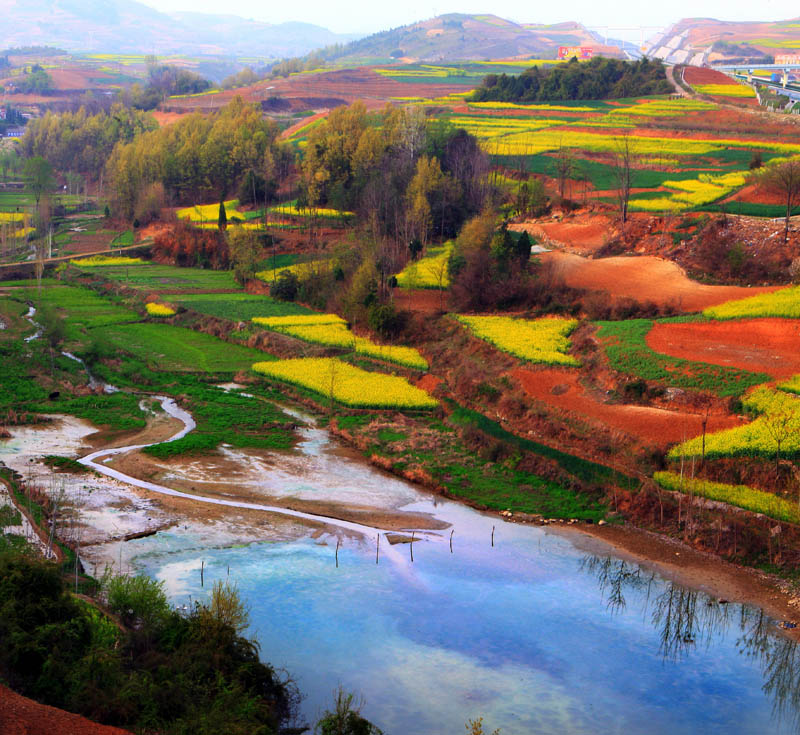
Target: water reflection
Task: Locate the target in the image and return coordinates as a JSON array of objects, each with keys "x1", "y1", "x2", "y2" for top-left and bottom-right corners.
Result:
[{"x1": 583, "y1": 555, "x2": 800, "y2": 730}]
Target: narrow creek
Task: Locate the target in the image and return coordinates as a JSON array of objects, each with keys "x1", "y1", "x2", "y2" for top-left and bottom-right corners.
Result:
[{"x1": 8, "y1": 313, "x2": 800, "y2": 733}]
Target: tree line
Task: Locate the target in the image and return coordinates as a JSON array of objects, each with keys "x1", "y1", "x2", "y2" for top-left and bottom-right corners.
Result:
[
  {"x1": 471, "y1": 56, "x2": 672, "y2": 103},
  {"x1": 301, "y1": 102, "x2": 491, "y2": 244}
]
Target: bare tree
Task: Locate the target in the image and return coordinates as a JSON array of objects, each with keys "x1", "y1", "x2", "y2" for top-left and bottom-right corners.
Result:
[
  {"x1": 755, "y1": 159, "x2": 800, "y2": 244},
  {"x1": 612, "y1": 135, "x2": 636, "y2": 227},
  {"x1": 553, "y1": 144, "x2": 576, "y2": 202}
]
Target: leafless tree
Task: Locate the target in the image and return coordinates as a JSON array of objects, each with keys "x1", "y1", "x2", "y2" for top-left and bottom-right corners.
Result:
[
  {"x1": 755, "y1": 159, "x2": 800, "y2": 244},
  {"x1": 612, "y1": 135, "x2": 636, "y2": 227}
]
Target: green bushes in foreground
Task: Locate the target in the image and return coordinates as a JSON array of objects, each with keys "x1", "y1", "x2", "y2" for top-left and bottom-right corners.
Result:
[
  {"x1": 0, "y1": 552, "x2": 299, "y2": 735},
  {"x1": 654, "y1": 471, "x2": 800, "y2": 525}
]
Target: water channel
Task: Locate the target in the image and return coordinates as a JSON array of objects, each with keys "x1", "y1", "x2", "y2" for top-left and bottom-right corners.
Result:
[
  {"x1": 87, "y1": 400, "x2": 800, "y2": 733},
  {"x1": 5, "y1": 313, "x2": 800, "y2": 732}
]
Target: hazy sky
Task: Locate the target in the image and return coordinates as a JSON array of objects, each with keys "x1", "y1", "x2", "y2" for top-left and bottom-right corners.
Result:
[{"x1": 143, "y1": 0, "x2": 800, "y2": 35}]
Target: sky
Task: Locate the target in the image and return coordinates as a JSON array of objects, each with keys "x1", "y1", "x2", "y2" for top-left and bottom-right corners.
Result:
[{"x1": 141, "y1": 0, "x2": 800, "y2": 35}]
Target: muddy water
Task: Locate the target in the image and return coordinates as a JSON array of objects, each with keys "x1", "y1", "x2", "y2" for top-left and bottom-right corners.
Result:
[{"x1": 4, "y1": 394, "x2": 800, "y2": 733}]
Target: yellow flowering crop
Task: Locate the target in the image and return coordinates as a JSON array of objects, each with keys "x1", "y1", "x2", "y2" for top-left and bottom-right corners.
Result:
[
  {"x1": 252, "y1": 315, "x2": 428, "y2": 370},
  {"x1": 694, "y1": 84, "x2": 755, "y2": 98},
  {"x1": 252, "y1": 357, "x2": 438, "y2": 408},
  {"x1": 253, "y1": 314, "x2": 345, "y2": 328},
  {"x1": 177, "y1": 200, "x2": 241, "y2": 222},
  {"x1": 395, "y1": 243, "x2": 453, "y2": 290},
  {"x1": 467, "y1": 102, "x2": 595, "y2": 111},
  {"x1": 267, "y1": 202, "x2": 354, "y2": 219},
  {"x1": 0, "y1": 212, "x2": 26, "y2": 223},
  {"x1": 631, "y1": 171, "x2": 747, "y2": 212},
  {"x1": 254, "y1": 259, "x2": 332, "y2": 284},
  {"x1": 653, "y1": 471, "x2": 800, "y2": 524},
  {"x1": 456, "y1": 315, "x2": 580, "y2": 366},
  {"x1": 669, "y1": 387, "x2": 800, "y2": 460},
  {"x1": 704, "y1": 285, "x2": 800, "y2": 320},
  {"x1": 72, "y1": 256, "x2": 147, "y2": 266},
  {"x1": 146, "y1": 302, "x2": 176, "y2": 317}
]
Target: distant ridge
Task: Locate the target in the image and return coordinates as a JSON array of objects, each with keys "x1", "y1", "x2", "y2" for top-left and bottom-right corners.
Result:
[
  {"x1": 1, "y1": 0, "x2": 358, "y2": 57},
  {"x1": 314, "y1": 13, "x2": 624, "y2": 63}
]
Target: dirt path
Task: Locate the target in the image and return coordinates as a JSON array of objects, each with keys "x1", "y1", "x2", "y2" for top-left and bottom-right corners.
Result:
[
  {"x1": 539, "y1": 250, "x2": 780, "y2": 310},
  {"x1": 511, "y1": 367, "x2": 743, "y2": 445},
  {"x1": 647, "y1": 318, "x2": 800, "y2": 378},
  {"x1": 510, "y1": 214, "x2": 613, "y2": 255},
  {"x1": 0, "y1": 685, "x2": 133, "y2": 735}
]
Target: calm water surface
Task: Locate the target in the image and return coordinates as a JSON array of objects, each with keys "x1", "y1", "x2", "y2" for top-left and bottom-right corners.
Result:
[{"x1": 124, "y1": 417, "x2": 800, "y2": 735}]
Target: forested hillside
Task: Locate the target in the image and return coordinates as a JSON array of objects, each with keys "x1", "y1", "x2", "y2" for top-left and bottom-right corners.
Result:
[{"x1": 472, "y1": 57, "x2": 672, "y2": 102}]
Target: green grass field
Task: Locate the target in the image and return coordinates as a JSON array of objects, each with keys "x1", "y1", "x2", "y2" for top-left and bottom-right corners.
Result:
[
  {"x1": 73, "y1": 264, "x2": 241, "y2": 292},
  {"x1": 175, "y1": 293, "x2": 313, "y2": 321},
  {"x1": 595, "y1": 318, "x2": 768, "y2": 396},
  {"x1": 93, "y1": 322, "x2": 273, "y2": 372}
]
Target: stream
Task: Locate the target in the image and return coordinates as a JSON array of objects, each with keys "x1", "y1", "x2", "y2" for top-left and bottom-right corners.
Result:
[{"x1": 9, "y1": 312, "x2": 800, "y2": 733}]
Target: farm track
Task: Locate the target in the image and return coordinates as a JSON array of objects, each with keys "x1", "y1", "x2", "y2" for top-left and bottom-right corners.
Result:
[{"x1": 538, "y1": 250, "x2": 780, "y2": 310}]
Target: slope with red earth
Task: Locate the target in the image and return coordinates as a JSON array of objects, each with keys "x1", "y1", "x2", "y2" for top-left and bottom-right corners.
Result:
[
  {"x1": 539, "y1": 251, "x2": 780, "y2": 311},
  {"x1": 511, "y1": 367, "x2": 743, "y2": 445},
  {"x1": 647, "y1": 318, "x2": 800, "y2": 379},
  {"x1": 0, "y1": 685, "x2": 133, "y2": 735}
]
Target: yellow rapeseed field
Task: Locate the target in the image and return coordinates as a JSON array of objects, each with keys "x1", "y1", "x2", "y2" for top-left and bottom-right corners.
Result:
[
  {"x1": 456, "y1": 315, "x2": 580, "y2": 366},
  {"x1": 669, "y1": 387, "x2": 800, "y2": 459},
  {"x1": 694, "y1": 83, "x2": 755, "y2": 98},
  {"x1": 653, "y1": 471, "x2": 800, "y2": 524},
  {"x1": 252, "y1": 357, "x2": 438, "y2": 408},
  {"x1": 146, "y1": 302, "x2": 176, "y2": 317},
  {"x1": 72, "y1": 256, "x2": 148, "y2": 266},
  {"x1": 252, "y1": 315, "x2": 428, "y2": 370},
  {"x1": 703, "y1": 285, "x2": 800, "y2": 320},
  {"x1": 395, "y1": 243, "x2": 453, "y2": 289}
]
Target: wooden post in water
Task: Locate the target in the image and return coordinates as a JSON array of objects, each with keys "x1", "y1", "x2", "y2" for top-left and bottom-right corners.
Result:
[
  {"x1": 335, "y1": 538, "x2": 340, "y2": 568},
  {"x1": 376, "y1": 534, "x2": 380, "y2": 565},
  {"x1": 227, "y1": 564, "x2": 230, "y2": 578},
  {"x1": 410, "y1": 531, "x2": 415, "y2": 563},
  {"x1": 449, "y1": 529, "x2": 454, "y2": 553},
  {"x1": 200, "y1": 560, "x2": 204, "y2": 588},
  {"x1": 491, "y1": 525, "x2": 495, "y2": 547}
]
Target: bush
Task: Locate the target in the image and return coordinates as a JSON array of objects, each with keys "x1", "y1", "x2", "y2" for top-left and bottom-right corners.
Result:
[
  {"x1": 271, "y1": 271, "x2": 299, "y2": 301},
  {"x1": 367, "y1": 303, "x2": 406, "y2": 339},
  {"x1": 105, "y1": 574, "x2": 169, "y2": 631}
]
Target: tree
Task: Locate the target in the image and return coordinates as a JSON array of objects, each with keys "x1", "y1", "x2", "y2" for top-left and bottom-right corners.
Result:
[
  {"x1": 218, "y1": 199, "x2": 228, "y2": 231},
  {"x1": 228, "y1": 229, "x2": 261, "y2": 284},
  {"x1": 23, "y1": 156, "x2": 55, "y2": 208},
  {"x1": 553, "y1": 145, "x2": 575, "y2": 201},
  {"x1": 315, "y1": 687, "x2": 382, "y2": 735},
  {"x1": 612, "y1": 135, "x2": 635, "y2": 226},
  {"x1": 208, "y1": 580, "x2": 249, "y2": 633},
  {"x1": 755, "y1": 159, "x2": 800, "y2": 244}
]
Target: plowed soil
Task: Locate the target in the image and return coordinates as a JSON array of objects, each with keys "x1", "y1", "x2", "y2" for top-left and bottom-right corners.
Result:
[
  {"x1": 510, "y1": 215, "x2": 612, "y2": 254},
  {"x1": 511, "y1": 367, "x2": 743, "y2": 445},
  {"x1": 539, "y1": 250, "x2": 780, "y2": 310},
  {"x1": 647, "y1": 318, "x2": 800, "y2": 378},
  {"x1": 394, "y1": 288, "x2": 446, "y2": 313},
  {"x1": 0, "y1": 685, "x2": 133, "y2": 735}
]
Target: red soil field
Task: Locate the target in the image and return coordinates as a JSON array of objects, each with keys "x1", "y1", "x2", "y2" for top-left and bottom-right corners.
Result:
[
  {"x1": 647, "y1": 318, "x2": 800, "y2": 379},
  {"x1": 394, "y1": 288, "x2": 446, "y2": 313},
  {"x1": 164, "y1": 68, "x2": 468, "y2": 114},
  {"x1": 0, "y1": 684, "x2": 133, "y2": 735},
  {"x1": 683, "y1": 66, "x2": 738, "y2": 86},
  {"x1": 511, "y1": 215, "x2": 612, "y2": 254},
  {"x1": 539, "y1": 250, "x2": 780, "y2": 310},
  {"x1": 150, "y1": 110, "x2": 187, "y2": 127},
  {"x1": 511, "y1": 367, "x2": 742, "y2": 445}
]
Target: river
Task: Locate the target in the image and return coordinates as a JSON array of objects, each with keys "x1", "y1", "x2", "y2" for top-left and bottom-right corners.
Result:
[{"x1": 2, "y1": 336, "x2": 800, "y2": 733}]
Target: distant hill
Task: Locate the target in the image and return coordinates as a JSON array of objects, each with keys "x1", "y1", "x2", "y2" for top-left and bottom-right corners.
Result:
[
  {"x1": 1, "y1": 0, "x2": 358, "y2": 57},
  {"x1": 319, "y1": 14, "x2": 623, "y2": 63},
  {"x1": 645, "y1": 17, "x2": 800, "y2": 66}
]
